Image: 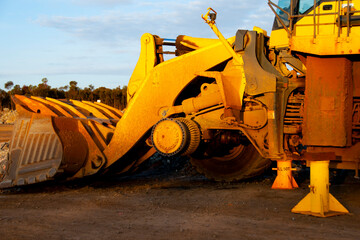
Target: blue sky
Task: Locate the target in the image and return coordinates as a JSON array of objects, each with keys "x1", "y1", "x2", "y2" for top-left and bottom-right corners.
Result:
[{"x1": 0, "y1": 0, "x2": 274, "y2": 90}]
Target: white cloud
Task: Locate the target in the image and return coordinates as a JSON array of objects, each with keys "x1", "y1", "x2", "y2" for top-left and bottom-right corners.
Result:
[
  {"x1": 36, "y1": 0, "x2": 275, "y2": 43},
  {"x1": 70, "y1": 0, "x2": 133, "y2": 6}
]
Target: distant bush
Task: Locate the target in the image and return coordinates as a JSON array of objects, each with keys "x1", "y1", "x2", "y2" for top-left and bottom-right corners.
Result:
[{"x1": 1, "y1": 79, "x2": 127, "y2": 110}]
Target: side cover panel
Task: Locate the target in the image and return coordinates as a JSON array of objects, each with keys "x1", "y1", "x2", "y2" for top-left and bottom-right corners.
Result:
[{"x1": 303, "y1": 56, "x2": 353, "y2": 147}]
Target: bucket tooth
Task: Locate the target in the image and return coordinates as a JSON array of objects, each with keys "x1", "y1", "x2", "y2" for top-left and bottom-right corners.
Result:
[
  {"x1": 30, "y1": 96, "x2": 73, "y2": 117},
  {"x1": 291, "y1": 160, "x2": 349, "y2": 217},
  {"x1": 94, "y1": 101, "x2": 123, "y2": 118},
  {"x1": 70, "y1": 99, "x2": 109, "y2": 119},
  {"x1": 271, "y1": 159, "x2": 298, "y2": 189},
  {"x1": 12, "y1": 95, "x2": 59, "y2": 117},
  {"x1": 45, "y1": 97, "x2": 87, "y2": 118},
  {"x1": 82, "y1": 101, "x2": 121, "y2": 120}
]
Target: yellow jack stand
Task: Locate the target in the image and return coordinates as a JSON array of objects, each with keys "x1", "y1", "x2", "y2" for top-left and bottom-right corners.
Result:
[
  {"x1": 271, "y1": 160, "x2": 298, "y2": 189},
  {"x1": 291, "y1": 160, "x2": 349, "y2": 217}
]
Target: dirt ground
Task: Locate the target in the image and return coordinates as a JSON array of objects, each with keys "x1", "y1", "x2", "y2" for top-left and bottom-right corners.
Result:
[{"x1": 0, "y1": 159, "x2": 359, "y2": 240}]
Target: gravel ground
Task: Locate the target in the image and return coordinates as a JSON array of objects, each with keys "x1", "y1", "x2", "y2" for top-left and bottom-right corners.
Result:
[{"x1": 0, "y1": 157, "x2": 359, "y2": 240}]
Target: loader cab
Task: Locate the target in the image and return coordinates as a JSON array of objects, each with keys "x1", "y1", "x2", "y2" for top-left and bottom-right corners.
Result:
[
  {"x1": 269, "y1": 0, "x2": 314, "y2": 48},
  {"x1": 272, "y1": 0, "x2": 317, "y2": 30},
  {"x1": 269, "y1": 0, "x2": 320, "y2": 48},
  {"x1": 269, "y1": 0, "x2": 360, "y2": 55}
]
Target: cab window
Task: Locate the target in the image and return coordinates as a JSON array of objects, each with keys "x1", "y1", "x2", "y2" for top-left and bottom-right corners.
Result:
[
  {"x1": 299, "y1": 0, "x2": 317, "y2": 14},
  {"x1": 274, "y1": 0, "x2": 291, "y2": 28}
]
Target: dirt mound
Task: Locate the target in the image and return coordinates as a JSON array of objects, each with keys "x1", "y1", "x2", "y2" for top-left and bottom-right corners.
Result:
[
  {"x1": 0, "y1": 109, "x2": 17, "y2": 124},
  {"x1": 0, "y1": 143, "x2": 8, "y2": 177}
]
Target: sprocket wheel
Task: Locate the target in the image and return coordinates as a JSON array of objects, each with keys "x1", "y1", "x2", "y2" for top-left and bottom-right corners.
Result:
[{"x1": 190, "y1": 143, "x2": 270, "y2": 181}]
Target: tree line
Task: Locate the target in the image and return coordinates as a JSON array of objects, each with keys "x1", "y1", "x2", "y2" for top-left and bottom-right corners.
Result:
[{"x1": 0, "y1": 78, "x2": 127, "y2": 110}]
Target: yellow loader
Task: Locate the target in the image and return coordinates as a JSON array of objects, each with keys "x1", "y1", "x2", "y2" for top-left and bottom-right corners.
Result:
[{"x1": 1, "y1": 0, "x2": 360, "y2": 217}]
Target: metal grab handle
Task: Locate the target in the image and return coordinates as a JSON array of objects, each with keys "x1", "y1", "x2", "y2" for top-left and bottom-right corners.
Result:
[{"x1": 201, "y1": 7, "x2": 217, "y2": 24}]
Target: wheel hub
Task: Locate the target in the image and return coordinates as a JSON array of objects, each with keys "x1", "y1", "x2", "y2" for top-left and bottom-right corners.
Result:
[
  {"x1": 151, "y1": 118, "x2": 201, "y2": 156},
  {"x1": 151, "y1": 119, "x2": 188, "y2": 156}
]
